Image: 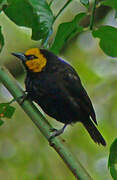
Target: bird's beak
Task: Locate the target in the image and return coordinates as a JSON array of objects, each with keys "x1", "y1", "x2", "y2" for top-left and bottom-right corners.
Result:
[{"x1": 11, "y1": 52, "x2": 26, "y2": 61}]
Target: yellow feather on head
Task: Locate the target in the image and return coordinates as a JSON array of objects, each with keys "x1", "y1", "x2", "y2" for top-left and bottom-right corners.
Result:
[{"x1": 25, "y1": 48, "x2": 47, "y2": 72}]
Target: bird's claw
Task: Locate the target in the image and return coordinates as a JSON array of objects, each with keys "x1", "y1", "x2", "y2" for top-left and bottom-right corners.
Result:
[
  {"x1": 49, "y1": 128, "x2": 65, "y2": 140},
  {"x1": 49, "y1": 124, "x2": 67, "y2": 140},
  {"x1": 17, "y1": 92, "x2": 28, "y2": 105},
  {"x1": 49, "y1": 128, "x2": 58, "y2": 132}
]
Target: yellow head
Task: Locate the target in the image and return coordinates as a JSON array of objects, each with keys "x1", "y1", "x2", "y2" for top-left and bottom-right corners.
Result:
[
  {"x1": 12, "y1": 48, "x2": 47, "y2": 73},
  {"x1": 25, "y1": 48, "x2": 47, "y2": 72}
]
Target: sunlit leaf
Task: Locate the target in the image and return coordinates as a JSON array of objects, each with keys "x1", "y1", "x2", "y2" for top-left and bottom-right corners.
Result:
[
  {"x1": 80, "y1": 0, "x2": 89, "y2": 8},
  {"x1": 0, "y1": 103, "x2": 15, "y2": 119},
  {"x1": 92, "y1": 26, "x2": 117, "y2": 57},
  {"x1": 50, "y1": 13, "x2": 86, "y2": 54},
  {"x1": 108, "y1": 138, "x2": 117, "y2": 180},
  {"x1": 3, "y1": 0, "x2": 54, "y2": 41}
]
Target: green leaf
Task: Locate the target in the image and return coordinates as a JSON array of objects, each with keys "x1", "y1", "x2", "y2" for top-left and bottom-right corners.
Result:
[
  {"x1": 0, "y1": 119, "x2": 4, "y2": 126},
  {"x1": 108, "y1": 138, "x2": 117, "y2": 180},
  {"x1": 0, "y1": 26, "x2": 4, "y2": 52},
  {"x1": 50, "y1": 13, "x2": 86, "y2": 54},
  {"x1": 0, "y1": 103, "x2": 15, "y2": 119},
  {"x1": 80, "y1": 0, "x2": 89, "y2": 8},
  {"x1": 0, "y1": 0, "x2": 8, "y2": 12},
  {"x1": 101, "y1": 0, "x2": 117, "y2": 10},
  {"x1": 28, "y1": 0, "x2": 54, "y2": 41},
  {"x1": 3, "y1": 0, "x2": 54, "y2": 41},
  {"x1": 92, "y1": 26, "x2": 117, "y2": 57}
]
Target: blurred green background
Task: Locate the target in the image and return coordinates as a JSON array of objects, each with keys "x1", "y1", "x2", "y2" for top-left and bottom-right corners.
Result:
[{"x1": 0, "y1": 1, "x2": 116, "y2": 179}]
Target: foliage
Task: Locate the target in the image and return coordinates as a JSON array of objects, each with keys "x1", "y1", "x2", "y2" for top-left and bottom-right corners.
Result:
[
  {"x1": 101, "y1": 0, "x2": 117, "y2": 10},
  {"x1": 92, "y1": 26, "x2": 117, "y2": 57},
  {"x1": 108, "y1": 138, "x2": 117, "y2": 180},
  {"x1": 3, "y1": 0, "x2": 54, "y2": 41},
  {"x1": 50, "y1": 13, "x2": 86, "y2": 54},
  {"x1": 0, "y1": 102, "x2": 15, "y2": 118},
  {"x1": 0, "y1": 0, "x2": 117, "y2": 179}
]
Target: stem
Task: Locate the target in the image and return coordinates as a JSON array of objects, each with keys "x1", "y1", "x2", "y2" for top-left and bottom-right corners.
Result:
[
  {"x1": 90, "y1": 0, "x2": 97, "y2": 30},
  {"x1": 8, "y1": 98, "x2": 15, "y2": 104},
  {"x1": 49, "y1": 0, "x2": 53, "y2": 7},
  {"x1": 54, "y1": 0, "x2": 72, "y2": 21},
  {"x1": 0, "y1": 66, "x2": 92, "y2": 180}
]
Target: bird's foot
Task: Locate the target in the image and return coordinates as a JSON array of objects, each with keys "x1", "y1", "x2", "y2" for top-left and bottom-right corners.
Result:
[
  {"x1": 50, "y1": 128, "x2": 58, "y2": 132},
  {"x1": 49, "y1": 124, "x2": 67, "y2": 140},
  {"x1": 17, "y1": 91, "x2": 29, "y2": 105}
]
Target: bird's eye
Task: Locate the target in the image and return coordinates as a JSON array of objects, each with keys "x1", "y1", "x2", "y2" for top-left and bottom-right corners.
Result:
[{"x1": 26, "y1": 55, "x2": 37, "y2": 60}]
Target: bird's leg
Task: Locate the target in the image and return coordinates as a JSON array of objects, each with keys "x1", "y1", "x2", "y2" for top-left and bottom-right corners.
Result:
[
  {"x1": 16, "y1": 91, "x2": 29, "y2": 105},
  {"x1": 49, "y1": 124, "x2": 67, "y2": 139}
]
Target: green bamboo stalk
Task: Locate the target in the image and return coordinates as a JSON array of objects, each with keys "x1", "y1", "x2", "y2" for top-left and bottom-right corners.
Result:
[{"x1": 0, "y1": 66, "x2": 92, "y2": 180}]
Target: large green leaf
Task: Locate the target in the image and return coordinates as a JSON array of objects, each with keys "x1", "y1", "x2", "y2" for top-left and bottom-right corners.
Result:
[
  {"x1": 101, "y1": 0, "x2": 117, "y2": 10},
  {"x1": 92, "y1": 26, "x2": 117, "y2": 57},
  {"x1": 50, "y1": 13, "x2": 86, "y2": 54},
  {"x1": 3, "y1": 0, "x2": 54, "y2": 41},
  {"x1": 0, "y1": 26, "x2": 4, "y2": 52},
  {"x1": 28, "y1": 0, "x2": 54, "y2": 41},
  {"x1": 108, "y1": 138, "x2": 117, "y2": 180}
]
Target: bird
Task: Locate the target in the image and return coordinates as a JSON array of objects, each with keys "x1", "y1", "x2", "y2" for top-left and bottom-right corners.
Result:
[{"x1": 12, "y1": 48, "x2": 106, "y2": 146}]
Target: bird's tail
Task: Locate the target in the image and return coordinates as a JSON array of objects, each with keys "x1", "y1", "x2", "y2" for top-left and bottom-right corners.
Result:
[{"x1": 82, "y1": 119, "x2": 106, "y2": 146}]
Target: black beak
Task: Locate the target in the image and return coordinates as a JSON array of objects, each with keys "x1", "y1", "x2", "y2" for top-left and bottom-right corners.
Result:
[{"x1": 11, "y1": 52, "x2": 26, "y2": 61}]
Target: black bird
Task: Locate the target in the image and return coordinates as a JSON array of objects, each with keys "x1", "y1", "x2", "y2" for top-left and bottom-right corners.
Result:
[{"x1": 12, "y1": 48, "x2": 106, "y2": 146}]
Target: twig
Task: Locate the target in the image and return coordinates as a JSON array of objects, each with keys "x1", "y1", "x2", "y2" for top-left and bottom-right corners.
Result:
[
  {"x1": 54, "y1": 0, "x2": 72, "y2": 21},
  {"x1": 90, "y1": 0, "x2": 97, "y2": 30},
  {"x1": 49, "y1": 0, "x2": 53, "y2": 7}
]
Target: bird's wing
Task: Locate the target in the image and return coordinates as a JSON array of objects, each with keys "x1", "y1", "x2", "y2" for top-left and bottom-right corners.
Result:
[{"x1": 59, "y1": 68, "x2": 97, "y2": 125}]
